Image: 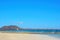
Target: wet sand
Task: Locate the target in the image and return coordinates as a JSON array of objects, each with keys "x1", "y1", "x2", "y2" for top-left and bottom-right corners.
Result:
[{"x1": 0, "y1": 32, "x2": 60, "y2": 40}]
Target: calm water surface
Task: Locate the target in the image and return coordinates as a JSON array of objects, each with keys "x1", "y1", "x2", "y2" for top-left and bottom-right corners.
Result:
[{"x1": 48, "y1": 34, "x2": 60, "y2": 38}]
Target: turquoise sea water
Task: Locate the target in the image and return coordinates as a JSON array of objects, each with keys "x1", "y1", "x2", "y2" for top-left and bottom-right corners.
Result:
[
  {"x1": 48, "y1": 34, "x2": 60, "y2": 38},
  {"x1": 1, "y1": 29, "x2": 60, "y2": 33}
]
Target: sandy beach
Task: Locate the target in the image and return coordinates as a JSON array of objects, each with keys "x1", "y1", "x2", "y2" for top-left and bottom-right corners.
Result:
[{"x1": 0, "y1": 32, "x2": 60, "y2": 40}]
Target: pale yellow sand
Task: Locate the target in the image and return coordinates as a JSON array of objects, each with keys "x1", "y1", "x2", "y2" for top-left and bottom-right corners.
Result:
[{"x1": 0, "y1": 33, "x2": 60, "y2": 40}]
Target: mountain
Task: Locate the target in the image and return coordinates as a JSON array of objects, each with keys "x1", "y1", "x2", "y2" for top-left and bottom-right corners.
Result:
[{"x1": 0, "y1": 25, "x2": 21, "y2": 31}]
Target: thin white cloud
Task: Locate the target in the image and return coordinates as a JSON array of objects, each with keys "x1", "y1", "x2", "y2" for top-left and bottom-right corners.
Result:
[{"x1": 17, "y1": 21, "x2": 24, "y2": 25}]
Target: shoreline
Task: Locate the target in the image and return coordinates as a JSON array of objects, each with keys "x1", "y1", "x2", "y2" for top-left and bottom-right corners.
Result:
[{"x1": 0, "y1": 31, "x2": 60, "y2": 34}]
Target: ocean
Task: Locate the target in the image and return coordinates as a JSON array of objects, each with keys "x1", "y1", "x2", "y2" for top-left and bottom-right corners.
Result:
[
  {"x1": 1, "y1": 29, "x2": 60, "y2": 33},
  {"x1": 48, "y1": 34, "x2": 60, "y2": 38}
]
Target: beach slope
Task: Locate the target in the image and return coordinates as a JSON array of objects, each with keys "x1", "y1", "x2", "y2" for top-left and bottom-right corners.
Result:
[{"x1": 0, "y1": 33, "x2": 60, "y2": 40}]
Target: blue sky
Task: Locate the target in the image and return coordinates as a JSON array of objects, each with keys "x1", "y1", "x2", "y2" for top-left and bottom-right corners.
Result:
[{"x1": 0, "y1": 0, "x2": 60, "y2": 29}]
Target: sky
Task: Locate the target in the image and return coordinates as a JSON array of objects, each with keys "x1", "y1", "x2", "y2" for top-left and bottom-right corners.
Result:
[{"x1": 0, "y1": 0, "x2": 60, "y2": 29}]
